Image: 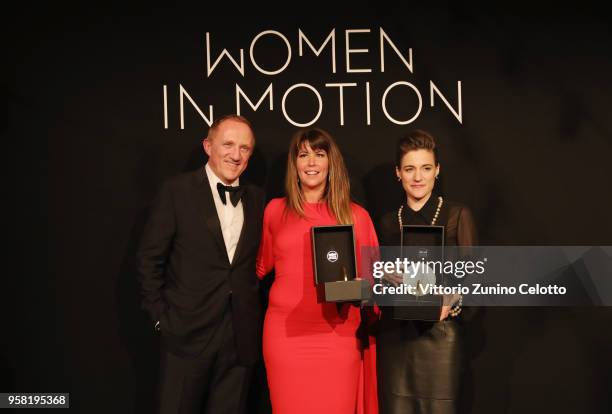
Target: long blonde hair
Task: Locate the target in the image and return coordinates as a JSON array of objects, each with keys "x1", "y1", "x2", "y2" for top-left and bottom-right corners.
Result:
[{"x1": 285, "y1": 128, "x2": 353, "y2": 224}]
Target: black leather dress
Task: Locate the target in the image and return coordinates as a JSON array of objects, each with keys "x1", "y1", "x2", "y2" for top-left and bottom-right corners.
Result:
[{"x1": 375, "y1": 193, "x2": 478, "y2": 414}]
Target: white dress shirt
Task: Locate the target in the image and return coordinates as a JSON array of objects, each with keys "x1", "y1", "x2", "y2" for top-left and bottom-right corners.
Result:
[{"x1": 205, "y1": 163, "x2": 244, "y2": 264}]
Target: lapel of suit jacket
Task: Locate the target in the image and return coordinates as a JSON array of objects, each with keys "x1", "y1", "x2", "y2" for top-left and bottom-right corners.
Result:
[
  {"x1": 191, "y1": 169, "x2": 230, "y2": 264},
  {"x1": 231, "y1": 185, "x2": 252, "y2": 266}
]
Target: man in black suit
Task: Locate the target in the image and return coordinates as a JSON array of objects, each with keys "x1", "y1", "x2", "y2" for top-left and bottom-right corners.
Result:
[{"x1": 136, "y1": 115, "x2": 265, "y2": 414}]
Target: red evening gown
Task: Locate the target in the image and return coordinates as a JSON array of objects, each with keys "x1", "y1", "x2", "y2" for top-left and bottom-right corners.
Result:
[{"x1": 256, "y1": 198, "x2": 379, "y2": 414}]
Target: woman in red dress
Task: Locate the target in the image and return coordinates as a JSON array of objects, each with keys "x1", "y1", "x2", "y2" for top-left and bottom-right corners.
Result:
[{"x1": 256, "y1": 128, "x2": 378, "y2": 414}]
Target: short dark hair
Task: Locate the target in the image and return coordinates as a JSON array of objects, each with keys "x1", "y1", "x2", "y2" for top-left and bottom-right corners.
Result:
[
  {"x1": 207, "y1": 114, "x2": 254, "y2": 141},
  {"x1": 396, "y1": 129, "x2": 438, "y2": 166}
]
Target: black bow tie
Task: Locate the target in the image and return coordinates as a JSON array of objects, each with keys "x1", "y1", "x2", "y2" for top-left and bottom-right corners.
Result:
[{"x1": 216, "y1": 182, "x2": 244, "y2": 207}]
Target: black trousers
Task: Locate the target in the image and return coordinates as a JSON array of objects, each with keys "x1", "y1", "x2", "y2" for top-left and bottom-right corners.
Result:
[{"x1": 159, "y1": 308, "x2": 252, "y2": 414}]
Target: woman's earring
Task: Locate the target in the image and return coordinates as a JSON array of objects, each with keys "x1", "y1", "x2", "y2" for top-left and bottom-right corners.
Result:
[
  {"x1": 397, "y1": 176, "x2": 401, "y2": 182},
  {"x1": 435, "y1": 175, "x2": 439, "y2": 180}
]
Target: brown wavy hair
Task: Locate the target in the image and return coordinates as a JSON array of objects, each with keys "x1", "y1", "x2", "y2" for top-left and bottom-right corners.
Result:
[{"x1": 285, "y1": 128, "x2": 353, "y2": 224}]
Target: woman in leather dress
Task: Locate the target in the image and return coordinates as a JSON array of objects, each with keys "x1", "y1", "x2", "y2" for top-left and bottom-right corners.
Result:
[{"x1": 376, "y1": 129, "x2": 478, "y2": 414}]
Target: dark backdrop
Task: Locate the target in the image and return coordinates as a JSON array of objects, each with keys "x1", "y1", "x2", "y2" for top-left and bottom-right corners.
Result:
[{"x1": 3, "y1": 4, "x2": 612, "y2": 413}]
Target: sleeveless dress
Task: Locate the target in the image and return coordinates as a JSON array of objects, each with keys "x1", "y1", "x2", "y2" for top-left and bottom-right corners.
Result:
[{"x1": 256, "y1": 198, "x2": 379, "y2": 414}]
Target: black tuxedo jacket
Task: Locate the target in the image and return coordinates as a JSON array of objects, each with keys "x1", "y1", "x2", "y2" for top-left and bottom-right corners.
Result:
[{"x1": 136, "y1": 168, "x2": 265, "y2": 364}]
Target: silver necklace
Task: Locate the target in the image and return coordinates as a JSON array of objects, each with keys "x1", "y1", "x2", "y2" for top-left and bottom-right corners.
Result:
[{"x1": 398, "y1": 196, "x2": 443, "y2": 227}]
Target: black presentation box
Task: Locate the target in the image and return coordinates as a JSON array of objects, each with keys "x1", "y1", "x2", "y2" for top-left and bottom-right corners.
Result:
[
  {"x1": 391, "y1": 225, "x2": 445, "y2": 321},
  {"x1": 311, "y1": 225, "x2": 371, "y2": 302}
]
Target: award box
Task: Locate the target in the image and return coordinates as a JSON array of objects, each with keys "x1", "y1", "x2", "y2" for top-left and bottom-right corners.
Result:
[
  {"x1": 311, "y1": 224, "x2": 371, "y2": 302},
  {"x1": 391, "y1": 225, "x2": 445, "y2": 321}
]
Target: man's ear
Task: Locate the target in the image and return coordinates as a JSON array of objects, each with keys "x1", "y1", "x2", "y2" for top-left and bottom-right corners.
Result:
[{"x1": 203, "y1": 138, "x2": 211, "y2": 156}]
